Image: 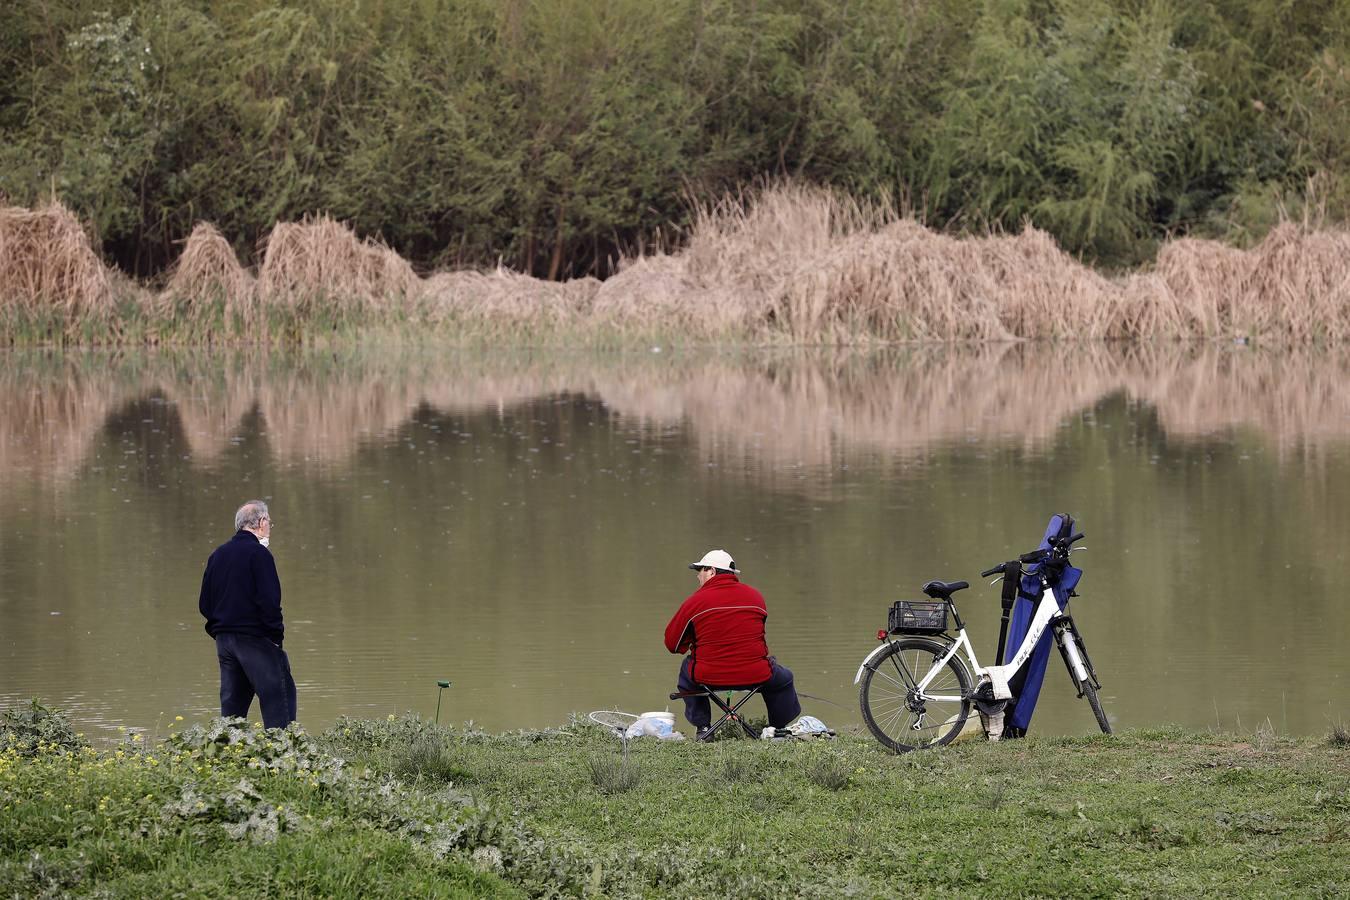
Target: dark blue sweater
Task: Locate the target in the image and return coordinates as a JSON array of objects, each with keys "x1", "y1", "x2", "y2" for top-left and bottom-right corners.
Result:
[{"x1": 199, "y1": 530, "x2": 284, "y2": 645}]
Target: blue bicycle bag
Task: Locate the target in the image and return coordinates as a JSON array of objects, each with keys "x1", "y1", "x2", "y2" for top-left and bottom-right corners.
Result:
[{"x1": 1001, "y1": 514, "x2": 1083, "y2": 736}]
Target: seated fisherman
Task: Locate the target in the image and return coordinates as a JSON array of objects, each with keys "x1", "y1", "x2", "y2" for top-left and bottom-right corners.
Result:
[{"x1": 664, "y1": 549, "x2": 801, "y2": 739}]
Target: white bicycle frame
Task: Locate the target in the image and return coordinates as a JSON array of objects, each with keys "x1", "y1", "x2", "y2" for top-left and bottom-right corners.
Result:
[{"x1": 852, "y1": 580, "x2": 1092, "y2": 702}]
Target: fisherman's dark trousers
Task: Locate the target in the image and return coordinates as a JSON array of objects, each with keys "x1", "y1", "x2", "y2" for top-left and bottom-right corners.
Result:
[
  {"x1": 216, "y1": 633, "x2": 297, "y2": 729},
  {"x1": 677, "y1": 656, "x2": 802, "y2": 729}
]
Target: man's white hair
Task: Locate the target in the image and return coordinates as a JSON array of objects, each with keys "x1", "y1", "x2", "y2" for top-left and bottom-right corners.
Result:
[{"x1": 234, "y1": 500, "x2": 269, "y2": 531}]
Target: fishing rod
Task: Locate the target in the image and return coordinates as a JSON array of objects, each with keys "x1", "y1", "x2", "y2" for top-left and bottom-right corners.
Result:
[{"x1": 797, "y1": 690, "x2": 849, "y2": 711}]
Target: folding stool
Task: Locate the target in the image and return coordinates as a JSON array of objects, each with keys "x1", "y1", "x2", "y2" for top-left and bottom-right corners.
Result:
[{"x1": 669, "y1": 683, "x2": 765, "y2": 741}]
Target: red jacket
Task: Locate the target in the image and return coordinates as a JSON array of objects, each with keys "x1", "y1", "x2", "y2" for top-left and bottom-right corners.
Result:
[{"x1": 664, "y1": 573, "x2": 772, "y2": 686}]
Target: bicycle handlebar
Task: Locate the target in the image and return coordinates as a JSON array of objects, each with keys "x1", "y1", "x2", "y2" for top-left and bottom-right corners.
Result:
[{"x1": 980, "y1": 531, "x2": 1085, "y2": 579}]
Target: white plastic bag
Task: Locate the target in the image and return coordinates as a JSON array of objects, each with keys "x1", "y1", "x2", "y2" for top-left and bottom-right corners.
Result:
[
  {"x1": 785, "y1": 715, "x2": 835, "y2": 738},
  {"x1": 624, "y1": 711, "x2": 684, "y2": 741}
]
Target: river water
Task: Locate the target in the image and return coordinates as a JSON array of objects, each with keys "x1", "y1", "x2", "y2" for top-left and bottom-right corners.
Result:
[{"x1": 1, "y1": 344, "x2": 1347, "y2": 740}]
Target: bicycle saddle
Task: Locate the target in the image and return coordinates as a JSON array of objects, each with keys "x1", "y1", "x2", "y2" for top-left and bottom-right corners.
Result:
[{"x1": 922, "y1": 580, "x2": 969, "y2": 599}]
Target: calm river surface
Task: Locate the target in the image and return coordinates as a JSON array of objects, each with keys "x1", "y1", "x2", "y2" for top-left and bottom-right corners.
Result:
[{"x1": 1, "y1": 344, "x2": 1347, "y2": 740}]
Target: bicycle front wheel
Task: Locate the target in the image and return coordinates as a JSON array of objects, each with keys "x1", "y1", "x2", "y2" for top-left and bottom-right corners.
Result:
[
  {"x1": 1059, "y1": 621, "x2": 1111, "y2": 735},
  {"x1": 1081, "y1": 678, "x2": 1111, "y2": 734},
  {"x1": 859, "y1": 637, "x2": 972, "y2": 752}
]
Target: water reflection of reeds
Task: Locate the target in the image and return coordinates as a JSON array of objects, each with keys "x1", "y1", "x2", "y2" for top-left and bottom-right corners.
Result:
[{"x1": 4, "y1": 345, "x2": 1350, "y2": 485}]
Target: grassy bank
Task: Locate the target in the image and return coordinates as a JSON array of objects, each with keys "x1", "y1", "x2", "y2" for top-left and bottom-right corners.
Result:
[
  {"x1": 4, "y1": 186, "x2": 1350, "y2": 347},
  {"x1": 3, "y1": 703, "x2": 1348, "y2": 897}
]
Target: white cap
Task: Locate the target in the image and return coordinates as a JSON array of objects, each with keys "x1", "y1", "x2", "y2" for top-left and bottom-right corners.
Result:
[{"x1": 688, "y1": 549, "x2": 739, "y2": 574}]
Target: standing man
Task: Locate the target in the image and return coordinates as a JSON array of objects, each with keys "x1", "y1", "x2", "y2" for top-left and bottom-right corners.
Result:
[
  {"x1": 664, "y1": 549, "x2": 801, "y2": 739},
  {"x1": 198, "y1": 500, "x2": 296, "y2": 729}
]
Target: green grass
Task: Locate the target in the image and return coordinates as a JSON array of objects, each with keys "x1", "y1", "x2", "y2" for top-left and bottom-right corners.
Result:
[
  {"x1": 4, "y1": 706, "x2": 1349, "y2": 897},
  {"x1": 0, "y1": 300, "x2": 699, "y2": 349}
]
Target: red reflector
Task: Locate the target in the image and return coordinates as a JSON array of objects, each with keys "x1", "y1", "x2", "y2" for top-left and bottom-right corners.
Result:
[{"x1": 876, "y1": 629, "x2": 887, "y2": 641}]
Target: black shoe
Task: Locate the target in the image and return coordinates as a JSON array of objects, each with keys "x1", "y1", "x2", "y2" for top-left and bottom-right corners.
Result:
[{"x1": 695, "y1": 726, "x2": 713, "y2": 742}]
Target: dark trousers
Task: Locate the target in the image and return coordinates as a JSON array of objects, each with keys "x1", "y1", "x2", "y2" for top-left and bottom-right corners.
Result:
[
  {"x1": 677, "y1": 656, "x2": 802, "y2": 729},
  {"x1": 216, "y1": 633, "x2": 297, "y2": 729}
]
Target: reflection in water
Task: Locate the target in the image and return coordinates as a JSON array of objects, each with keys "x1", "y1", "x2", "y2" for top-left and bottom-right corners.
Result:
[
  {"x1": 5, "y1": 344, "x2": 1350, "y2": 483},
  {"x1": 1, "y1": 344, "x2": 1348, "y2": 740}
]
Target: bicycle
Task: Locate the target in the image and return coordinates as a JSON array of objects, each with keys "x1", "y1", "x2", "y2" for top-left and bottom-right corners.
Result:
[{"x1": 854, "y1": 522, "x2": 1110, "y2": 751}]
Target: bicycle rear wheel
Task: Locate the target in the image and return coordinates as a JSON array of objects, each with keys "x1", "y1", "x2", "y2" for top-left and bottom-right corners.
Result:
[{"x1": 859, "y1": 637, "x2": 972, "y2": 752}]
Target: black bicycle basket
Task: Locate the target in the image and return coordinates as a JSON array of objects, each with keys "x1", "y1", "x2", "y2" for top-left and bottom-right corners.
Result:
[{"x1": 887, "y1": 600, "x2": 948, "y2": 635}]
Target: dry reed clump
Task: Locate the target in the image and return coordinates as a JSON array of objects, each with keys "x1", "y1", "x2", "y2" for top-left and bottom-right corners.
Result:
[
  {"x1": 680, "y1": 183, "x2": 881, "y2": 289},
  {"x1": 772, "y1": 223, "x2": 1015, "y2": 341},
  {"x1": 0, "y1": 201, "x2": 116, "y2": 328},
  {"x1": 257, "y1": 215, "x2": 420, "y2": 314},
  {"x1": 595, "y1": 184, "x2": 886, "y2": 339},
  {"x1": 423, "y1": 269, "x2": 599, "y2": 335},
  {"x1": 4, "y1": 185, "x2": 1350, "y2": 346},
  {"x1": 162, "y1": 222, "x2": 255, "y2": 314},
  {"x1": 769, "y1": 212, "x2": 1129, "y2": 341},
  {"x1": 1242, "y1": 224, "x2": 1350, "y2": 342},
  {"x1": 969, "y1": 227, "x2": 1121, "y2": 339},
  {"x1": 593, "y1": 255, "x2": 751, "y2": 336},
  {"x1": 1148, "y1": 224, "x2": 1350, "y2": 341},
  {"x1": 1152, "y1": 238, "x2": 1254, "y2": 337},
  {"x1": 599, "y1": 183, "x2": 1130, "y2": 343}
]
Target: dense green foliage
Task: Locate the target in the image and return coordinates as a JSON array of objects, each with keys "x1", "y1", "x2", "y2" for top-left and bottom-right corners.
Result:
[
  {"x1": 4, "y1": 705, "x2": 1349, "y2": 896},
  {"x1": 2, "y1": 0, "x2": 1347, "y2": 275}
]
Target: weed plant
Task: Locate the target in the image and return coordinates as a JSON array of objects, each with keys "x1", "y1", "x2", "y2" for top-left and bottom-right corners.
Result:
[
  {"x1": 716, "y1": 752, "x2": 762, "y2": 785},
  {"x1": 0, "y1": 700, "x2": 83, "y2": 757},
  {"x1": 800, "y1": 747, "x2": 852, "y2": 791},
  {"x1": 587, "y1": 754, "x2": 641, "y2": 795},
  {"x1": 394, "y1": 737, "x2": 469, "y2": 785}
]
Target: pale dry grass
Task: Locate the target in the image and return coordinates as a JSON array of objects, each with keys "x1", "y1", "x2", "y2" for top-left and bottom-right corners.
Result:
[
  {"x1": 601, "y1": 188, "x2": 1118, "y2": 342},
  {"x1": 598, "y1": 185, "x2": 1349, "y2": 344},
  {"x1": 1242, "y1": 225, "x2": 1350, "y2": 342},
  {"x1": 1135, "y1": 224, "x2": 1350, "y2": 341},
  {"x1": 162, "y1": 222, "x2": 256, "y2": 315},
  {"x1": 257, "y1": 215, "x2": 419, "y2": 314},
  {"x1": 0, "y1": 202, "x2": 118, "y2": 329},
  {"x1": 596, "y1": 184, "x2": 887, "y2": 337},
  {"x1": 3, "y1": 187, "x2": 1349, "y2": 344},
  {"x1": 423, "y1": 269, "x2": 599, "y2": 335}
]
